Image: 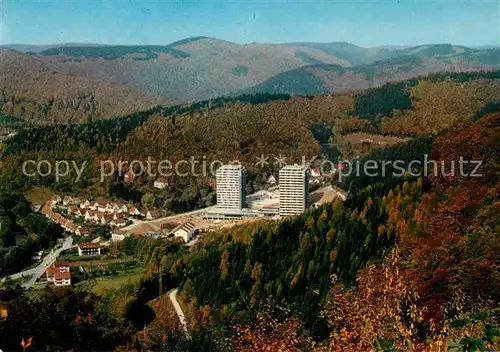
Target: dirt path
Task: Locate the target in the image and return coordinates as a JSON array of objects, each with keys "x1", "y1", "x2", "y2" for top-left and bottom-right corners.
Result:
[{"x1": 169, "y1": 289, "x2": 190, "y2": 338}]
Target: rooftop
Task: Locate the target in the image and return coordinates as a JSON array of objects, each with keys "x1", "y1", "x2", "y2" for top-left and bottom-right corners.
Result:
[
  {"x1": 217, "y1": 164, "x2": 244, "y2": 170},
  {"x1": 280, "y1": 164, "x2": 307, "y2": 171},
  {"x1": 78, "y1": 242, "x2": 100, "y2": 249},
  {"x1": 54, "y1": 271, "x2": 71, "y2": 280}
]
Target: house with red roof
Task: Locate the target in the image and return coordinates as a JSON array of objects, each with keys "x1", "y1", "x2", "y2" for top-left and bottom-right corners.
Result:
[
  {"x1": 77, "y1": 242, "x2": 101, "y2": 256},
  {"x1": 62, "y1": 196, "x2": 73, "y2": 206},
  {"x1": 45, "y1": 262, "x2": 71, "y2": 286},
  {"x1": 129, "y1": 206, "x2": 140, "y2": 216},
  {"x1": 49, "y1": 194, "x2": 62, "y2": 207},
  {"x1": 75, "y1": 227, "x2": 89, "y2": 237},
  {"x1": 40, "y1": 203, "x2": 53, "y2": 218},
  {"x1": 80, "y1": 199, "x2": 90, "y2": 209}
]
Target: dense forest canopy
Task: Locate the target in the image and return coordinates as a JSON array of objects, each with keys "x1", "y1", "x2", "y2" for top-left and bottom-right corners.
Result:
[{"x1": 0, "y1": 71, "x2": 499, "y2": 351}]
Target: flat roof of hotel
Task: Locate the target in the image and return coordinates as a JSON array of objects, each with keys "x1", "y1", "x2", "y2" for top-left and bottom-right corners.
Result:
[
  {"x1": 217, "y1": 164, "x2": 244, "y2": 169},
  {"x1": 280, "y1": 164, "x2": 307, "y2": 170}
]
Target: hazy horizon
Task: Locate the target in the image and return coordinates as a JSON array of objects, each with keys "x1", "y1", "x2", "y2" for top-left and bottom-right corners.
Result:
[
  {"x1": 1, "y1": 0, "x2": 499, "y2": 47},
  {"x1": 1, "y1": 37, "x2": 498, "y2": 49}
]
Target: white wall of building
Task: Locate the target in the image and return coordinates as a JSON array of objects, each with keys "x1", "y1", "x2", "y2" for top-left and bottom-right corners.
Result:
[
  {"x1": 216, "y1": 165, "x2": 245, "y2": 210},
  {"x1": 279, "y1": 165, "x2": 309, "y2": 216}
]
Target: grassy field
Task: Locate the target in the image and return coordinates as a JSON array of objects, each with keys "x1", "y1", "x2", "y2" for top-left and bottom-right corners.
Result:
[
  {"x1": 87, "y1": 266, "x2": 146, "y2": 294},
  {"x1": 66, "y1": 257, "x2": 136, "y2": 267}
]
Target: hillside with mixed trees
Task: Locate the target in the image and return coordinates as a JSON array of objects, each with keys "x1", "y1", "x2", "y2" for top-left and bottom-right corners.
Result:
[
  {"x1": 0, "y1": 108, "x2": 498, "y2": 351},
  {"x1": 1, "y1": 38, "x2": 498, "y2": 118},
  {"x1": 241, "y1": 56, "x2": 499, "y2": 96},
  {"x1": 0, "y1": 50, "x2": 173, "y2": 123},
  {"x1": 0, "y1": 71, "x2": 499, "y2": 203},
  {"x1": 0, "y1": 66, "x2": 499, "y2": 351}
]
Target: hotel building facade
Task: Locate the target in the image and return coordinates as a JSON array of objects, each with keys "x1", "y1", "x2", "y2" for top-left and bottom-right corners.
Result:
[
  {"x1": 216, "y1": 164, "x2": 246, "y2": 210},
  {"x1": 279, "y1": 165, "x2": 309, "y2": 216}
]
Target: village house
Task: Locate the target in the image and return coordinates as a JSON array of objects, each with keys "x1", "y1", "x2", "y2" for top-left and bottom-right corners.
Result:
[
  {"x1": 52, "y1": 212, "x2": 64, "y2": 224},
  {"x1": 75, "y1": 227, "x2": 89, "y2": 237},
  {"x1": 266, "y1": 174, "x2": 277, "y2": 185},
  {"x1": 145, "y1": 210, "x2": 160, "y2": 220},
  {"x1": 84, "y1": 210, "x2": 95, "y2": 222},
  {"x1": 64, "y1": 219, "x2": 76, "y2": 231},
  {"x1": 62, "y1": 196, "x2": 73, "y2": 206},
  {"x1": 124, "y1": 171, "x2": 135, "y2": 184},
  {"x1": 115, "y1": 201, "x2": 128, "y2": 213},
  {"x1": 97, "y1": 200, "x2": 109, "y2": 213},
  {"x1": 172, "y1": 222, "x2": 196, "y2": 243},
  {"x1": 101, "y1": 213, "x2": 113, "y2": 225},
  {"x1": 40, "y1": 203, "x2": 53, "y2": 218},
  {"x1": 113, "y1": 215, "x2": 127, "y2": 227},
  {"x1": 80, "y1": 199, "x2": 90, "y2": 209},
  {"x1": 111, "y1": 229, "x2": 129, "y2": 242},
  {"x1": 89, "y1": 201, "x2": 99, "y2": 211},
  {"x1": 68, "y1": 205, "x2": 81, "y2": 217},
  {"x1": 49, "y1": 194, "x2": 62, "y2": 207},
  {"x1": 129, "y1": 206, "x2": 141, "y2": 217},
  {"x1": 154, "y1": 177, "x2": 169, "y2": 189},
  {"x1": 108, "y1": 203, "x2": 118, "y2": 213},
  {"x1": 54, "y1": 271, "x2": 72, "y2": 286},
  {"x1": 69, "y1": 222, "x2": 79, "y2": 233},
  {"x1": 77, "y1": 242, "x2": 101, "y2": 256},
  {"x1": 45, "y1": 262, "x2": 71, "y2": 286},
  {"x1": 311, "y1": 168, "x2": 321, "y2": 178}
]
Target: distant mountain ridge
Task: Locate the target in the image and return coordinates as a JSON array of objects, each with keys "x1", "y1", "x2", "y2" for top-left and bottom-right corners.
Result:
[
  {"x1": 1, "y1": 37, "x2": 499, "y2": 118},
  {"x1": 241, "y1": 53, "x2": 499, "y2": 95}
]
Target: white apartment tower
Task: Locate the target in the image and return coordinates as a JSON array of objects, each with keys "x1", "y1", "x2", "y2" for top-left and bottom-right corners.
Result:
[
  {"x1": 216, "y1": 164, "x2": 246, "y2": 210},
  {"x1": 279, "y1": 165, "x2": 309, "y2": 216}
]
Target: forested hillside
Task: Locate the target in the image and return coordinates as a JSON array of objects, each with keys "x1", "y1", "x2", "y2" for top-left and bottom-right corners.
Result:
[
  {"x1": 1, "y1": 72, "x2": 499, "y2": 205},
  {"x1": 0, "y1": 50, "x2": 172, "y2": 123},
  {"x1": 242, "y1": 58, "x2": 499, "y2": 96},
  {"x1": 2, "y1": 39, "x2": 498, "y2": 115},
  {"x1": 1, "y1": 111, "x2": 498, "y2": 351}
]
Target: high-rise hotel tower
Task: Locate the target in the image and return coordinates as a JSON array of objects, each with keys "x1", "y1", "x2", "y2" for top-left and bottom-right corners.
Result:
[
  {"x1": 216, "y1": 164, "x2": 246, "y2": 210},
  {"x1": 279, "y1": 165, "x2": 308, "y2": 216}
]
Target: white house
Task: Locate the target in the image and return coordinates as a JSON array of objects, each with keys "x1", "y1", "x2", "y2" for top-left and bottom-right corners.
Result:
[
  {"x1": 46, "y1": 262, "x2": 71, "y2": 286},
  {"x1": 111, "y1": 229, "x2": 129, "y2": 242},
  {"x1": 75, "y1": 226, "x2": 89, "y2": 237},
  {"x1": 114, "y1": 201, "x2": 128, "y2": 214},
  {"x1": 129, "y1": 206, "x2": 141, "y2": 216},
  {"x1": 77, "y1": 242, "x2": 101, "y2": 256},
  {"x1": 80, "y1": 199, "x2": 90, "y2": 209},
  {"x1": 154, "y1": 177, "x2": 169, "y2": 189},
  {"x1": 145, "y1": 210, "x2": 160, "y2": 220},
  {"x1": 97, "y1": 200, "x2": 109, "y2": 213},
  {"x1": 49, "y1": 194, "x2": 62, "y2": 207},
  {"x1": 84, "y1": 210, "x2": 95, "y2": 222},
  {"x1": 62, "y1": 196, "x2": 73, "y2": 206},
  {"x1": 266, "y1": 174, "x2": 276, "y2": 185},
  {"x1": 311, "y1": 168, "x2": 321, "y2": 178},
  {"x1": 173, "y1": 222, "x2": 196, "y2": 243}
]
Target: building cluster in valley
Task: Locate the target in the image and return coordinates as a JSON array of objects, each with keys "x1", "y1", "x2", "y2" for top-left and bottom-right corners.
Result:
[
  {"x1": 203, "y1": 164, "x2": 311, "y2": 219},
  {"x1": 39, "y1": 241, "x2": 103, "y2": 287},
  {"x1": 36, "y1": 165, "x2": 342, "y2": 250},
  {"x1": 40, "y1": 194, "x2": 161, "y2": 237}
]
